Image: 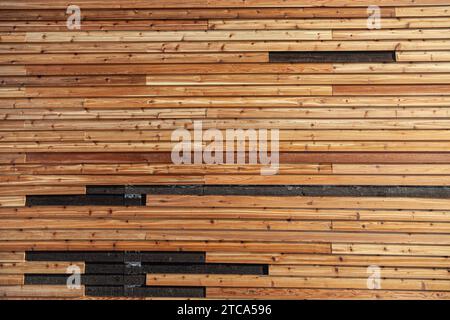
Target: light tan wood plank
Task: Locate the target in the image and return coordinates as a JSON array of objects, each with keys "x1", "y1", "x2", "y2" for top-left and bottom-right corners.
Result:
[
  {"x1": 207, "y1": 287, "x2": 450, "y2": 300},
  {"x1": 5, "y1": 96, "x2": 450, "y2": 109},
  {"x1": 269, "y1": 265, "x2": 450, "y2": 279},
  {"x1": 0, "y1": 218, "x2": 332, "y2": 232},
  {"x1": 334, "y1": 164, "x2": 450, "y2": 175},
  {"x1": 4, "y1": 40, "x2": 450, "y2": 53},
  {"x1": 0, "y1": 85, "x2": 330, "y2": 98},
  {"x1": 333, "y1": 29, "x2": 450, "y2": 40},
  {"x1": 0, "y1": 206, "x2": 359, "y2": 221},
  {"x1": 146, "y1": 195, "x2": 450, "y2": 210},
  {"x1": 210, "y1": 18, "x2": 450, "y2": 30},
  {"x1": 396, "y1": 6, "x2": 450, "y2": 17},
  {"x1": 5, "y1": 130, "x2": 450, "y2": 142},
  {"x1": 333, "y1": 244, "x2": 450, "y2": 256},
  {"x1": 6, "y1": 30, "x2": 332, "y2": 43},
  {"x1": 3, "y1": 229, "x2": 450, "y2": 245},
  {"x1": 0, "y1": 275, "x2": 23, "y2": 286},
  {"x1": 0, "y1": 285, "x2": 84, "y2": 298},
  {"x1": 397, "y1": 51, "x2": 450, "y2": 62},
  {"x1": 0, "y1": 196, "x2": 25, "y2": 207},
  {"x1": 147, "y1": 274, "x2": 450, "y2": 291},
  {"x1": 0, "y1": 252, "x2": 24, "y2": 262},
  {"x1": 206, "y1": 252, "x2": 450, "y2": 267},
  {"x1": 0, "y1": 241, "x2": 331, "y2": 254},
  {"x1": 332, "y1": 221, "x2": 450, "y2": 233},
  {"x1": 0, "y1": 186, "x2": 85, "y2": 196},
  {"x1": 0, "y1": 262, "x2": 85, "y2": 274},
  {"x1": 0, "y1": 0, "x2": 447, "y2": 9},
  {"x1": 0, "y1": 53, "x2": 269, "y2": 64}
]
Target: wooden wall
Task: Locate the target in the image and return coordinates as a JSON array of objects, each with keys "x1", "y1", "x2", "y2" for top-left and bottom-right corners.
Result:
[{"x1": 1, "y1": 0, "x2": 450, "y2": 299}]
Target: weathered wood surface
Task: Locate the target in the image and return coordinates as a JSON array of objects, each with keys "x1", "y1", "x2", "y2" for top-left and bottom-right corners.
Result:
[{"x1": 1, "y1": 0, "x2": 450, "y2": 300}]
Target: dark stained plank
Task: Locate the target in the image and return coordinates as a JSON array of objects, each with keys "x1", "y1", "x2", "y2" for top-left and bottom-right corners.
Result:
[
  {"x1": 270, "y1": 51, "x2": 396, "y2": 63},
  {"x1": 26, "y1": 251, "x2": 124, "y2": 262},
  {"x1": 143, "y1": 264, "x2": 268, "y2": 275},
  {"x1": 25, "y1": 274, "x2": 129, "y2": 286},
  {"x1": 88, "y1": 185, "x2": 450, "y2": 198},
  {"x1": 123, "y1": 286, "x2": 205, "y2": 298},
  {"x1": 25, "y1": 195, "x2": 145, "y2": 206}
]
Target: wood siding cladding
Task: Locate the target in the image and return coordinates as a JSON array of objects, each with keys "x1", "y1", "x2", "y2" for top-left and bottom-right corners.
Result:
[{"x1": 2, "y1": 0, "x2": 450, "y2": 300}]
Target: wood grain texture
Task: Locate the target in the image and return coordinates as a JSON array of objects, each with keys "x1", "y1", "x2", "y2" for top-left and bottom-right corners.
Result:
[
  {"x1": 2, "y1": 0, "x2": 450, "y2": 300},
  {"x1": 206, "y1": 288, "x2": 450, "y2": 300},
  {"x1": 147, "y1": 274, "x2": 450, "y2": 290}
]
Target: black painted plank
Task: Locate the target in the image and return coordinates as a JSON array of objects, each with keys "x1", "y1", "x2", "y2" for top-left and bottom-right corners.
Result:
[
  {"x1": 85, "y1": 286, "x2": 204, "y2": 298},
  {"x1": 144, "y1": 264, "x2": 267, "y2": 275},
  {"x1": 269, "y1": 51, "x2": 396, "y2": 63},
  {"x1": 83, "y1": 275, "x2": 126, "y2": 286},
  {"x1": 85, "y1": 286, "x2": 125, "y2": 297},
  {"x1": 125, "y1": 262, "x2": 143, "y2": 275},
  {"x1": 124, "y1": 286, "x2": 205, "y2": 298},
  {"x1": 203, "y1": 185, "x2": 450, "y2": 198},
  {"x1": 124, "y1": 193, "x2": 146, "y2": 206},
  {"x1": 26, "y1": 251, "x2": 205, "y2": 264},
  {"x1": 24, "y1": 274, "x2": 68, "y2": 285},
  {"x1": 124, "y1": 275, "x2": 147, "y2": 286},
  {"x1": 25, "y1": 274, "x2": 127, "y2": 286},
  {"x1": 26, "y1": 195, "x2": 143, "y2": 206},
  {"x1": 86, "y1": 263, "x2": 266, "y2": 276},
  {"x1": 123, "y1": 251, "x2": 205, "y2": 263},
  {"x1": 85, "y1": 264, "x2": 125, "y2": 274},
  {"x1": 87, "y1": 185, "x2": 203, "y2": 195},
  {"x1": 26, "y1": 251, "x2": 124, "y2": 262},
  {"x1": 88, "y1": 185, "x2": 450, "y2": 198}
]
